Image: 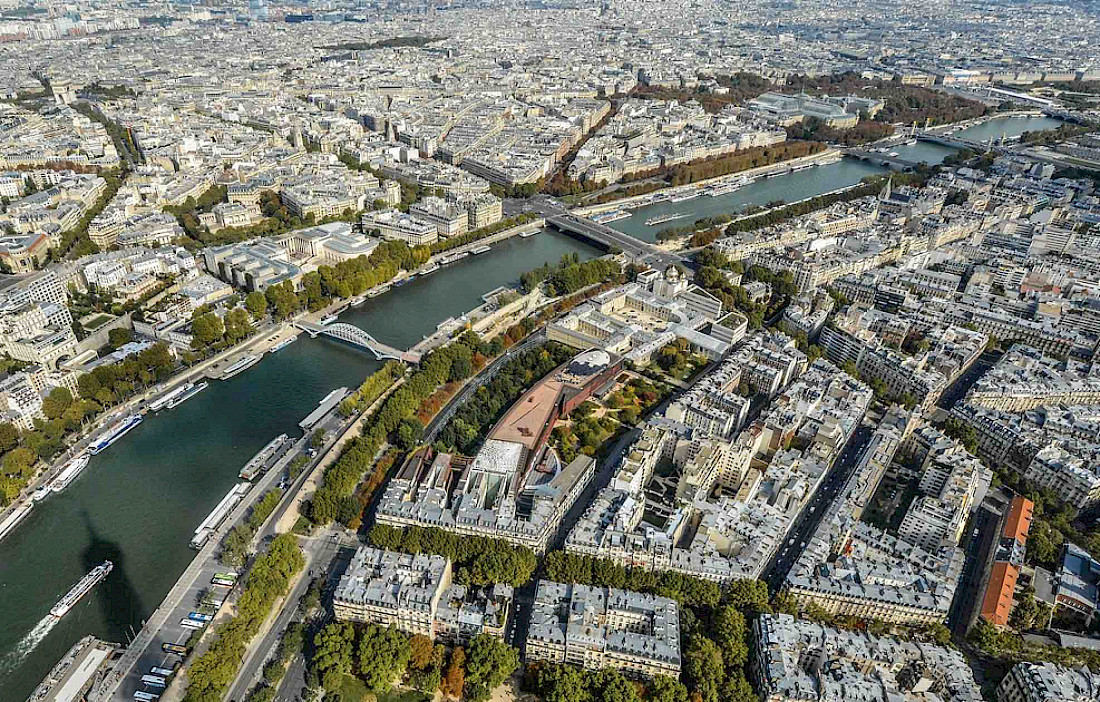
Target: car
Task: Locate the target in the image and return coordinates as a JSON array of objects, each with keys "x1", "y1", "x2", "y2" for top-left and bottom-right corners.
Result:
[{"x1": 800, "y1": 542, "x2": 807, "y2": 548}]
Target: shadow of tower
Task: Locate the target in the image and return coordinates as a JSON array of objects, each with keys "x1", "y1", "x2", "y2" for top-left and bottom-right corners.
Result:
[{"x1": 80, "y1": 510, "x2": 144, "y2": 644}]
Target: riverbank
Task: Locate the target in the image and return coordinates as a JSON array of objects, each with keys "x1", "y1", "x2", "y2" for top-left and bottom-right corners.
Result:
[
  {"x1": 0, "y1": 319, "x2": 291, "y2": 547},
  {"x1": 573, "y1": 147, "x2": 844, "y2": 217}
]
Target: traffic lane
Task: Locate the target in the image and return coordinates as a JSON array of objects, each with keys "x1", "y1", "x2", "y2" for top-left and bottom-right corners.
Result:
[
  {"x1": 762, "y1": 425, "x2": 874, "y2": 591},
  {"x1": 225, "y1": 534, "x2": 340, "y2": 701}
]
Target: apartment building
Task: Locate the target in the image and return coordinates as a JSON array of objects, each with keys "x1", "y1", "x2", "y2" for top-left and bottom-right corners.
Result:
[
  {"x1": 361, "y1": 209, "x2": 439, "y2": 247},
  {"x1": 525, "y1": 580, "x2": 680, "y2": 679},
  {"x1": 996, "y1": 662, "x2": 1100, "y2": 702},
  {"x1": 332, "y1": 547, "x2": 452, "y2": 638},
  {"x1": 752, "y1": 614, "x2": 981, "y2": 702}
]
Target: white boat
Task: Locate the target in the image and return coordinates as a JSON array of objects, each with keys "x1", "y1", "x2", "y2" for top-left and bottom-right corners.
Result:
[
  {"x1": 518, "y1": 229, "x2": 539, "y2": 238},
  {"x1": 239, "y1": 433, "x2": 290, "y2": 480},
  {"x1": 350, "y1": 296, "x2": 367, "y2": 307},
  {"x1": 470, "y1": 245, "x2": 491, "y2": 255},
  {"x1": 88, "y1": 414, "x2": 143, "y2": 455},
  {"x1": 319, "y1": 314, "x2": 338, "y2": 325},
  {"x1": 592, "y1": 210, "x2": 631, "y2": 223},
  {"x1": 269, "y1": 337, "x2": 296, "y2": 353},
  {"x1": 51, "y1": 561, "x2": 113, "y2": 618},
  {"x1": 645, "y1": 212, "x2": 689, "y2": 226},
  {"x1": 166, "y1": 381, "x2": 208, "y2": 409},
  {"x1": 148, "y1": 383, "x2": 193, "y2": 413},
  {"x1": 669, "y1": 191, "x2": 699, "y2": 202},
  {"x1": 419, "y1": 263, "x2": 440, "y2": 276},
  {"x1": 0, "y1": 501, "x2": 33, "y2": 541},
  {"x1": 31, "y1": 486, "x2": 51, "y2": 501},
  {"x1": 220, "y1": 354, "x2": 262, "y2": 380},
  {"x1": 49, "y1": 454, "x2": 91, "y2": 492}
]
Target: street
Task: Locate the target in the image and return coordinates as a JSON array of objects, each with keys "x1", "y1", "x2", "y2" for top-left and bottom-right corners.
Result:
[{"x1": 762, "y1": 423, "x2": 875, "y2": 593}]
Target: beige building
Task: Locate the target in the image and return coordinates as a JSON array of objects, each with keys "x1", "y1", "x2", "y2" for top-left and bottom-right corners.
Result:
[
  {"x1": 525, "y1": 580, "x2": 681, "y2": 679},
  {"x1": 332, "y1": 547, "x2": 452, "y2": 638}
]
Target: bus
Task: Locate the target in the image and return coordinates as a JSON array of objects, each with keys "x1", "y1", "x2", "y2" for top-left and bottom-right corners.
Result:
[
  {"x1": 161, "y1": 643, "x2": 188, "y2": 655},
  {"x1": 211, "y1": 577, "x2": 235, "y2": 588},
  {"x1": 180, "y1": 618, "x2": 204, "y2": 630},
  {"x1": 140, "y1": 674, "x2": 167, "y2": 687},
  {"x1": 150, "y1": 667, "x2": 175, "y2": 677},
  {"x1": 212, "y1": 571, "x2": 238, "y2": 584},
  {"x1": 134, "y1": 692, "x2": 161, "y2": 701},
  {"x1": 188, "y1": 612, "x2": 213, "y2": 622},
  {"x1": 202, "y1": 594, "x2": 225, "y2": 608}
]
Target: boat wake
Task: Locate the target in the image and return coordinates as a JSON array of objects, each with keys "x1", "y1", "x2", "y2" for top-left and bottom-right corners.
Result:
[{"x1": 0, "y1": 615, "x2": 57, "y2": 674}]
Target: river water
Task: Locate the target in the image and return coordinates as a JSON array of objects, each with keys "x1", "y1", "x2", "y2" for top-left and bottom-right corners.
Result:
[
  {"x1": 608, "y1": 115, "x2": 1066, "y2": 243},
  {"x1": 890, "y1": 114, "x2": 1067, "y2": 165},
  {"x1": 0, "y1": 230, "x2": 600, "y2": 700},
  {"x1": 608, "y1": 158, "x2": 885, "y2": 242}
]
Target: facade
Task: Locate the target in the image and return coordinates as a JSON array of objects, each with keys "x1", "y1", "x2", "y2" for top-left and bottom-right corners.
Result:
[
  {"x1": 548, "y1": 269, "x2": 736, "y2": 365},
  {"x1": 332, "y1": 547, "x2": 452, "y2": 637},
  {"x1": 751, "y1": 614, "x2": 981, "y2": 702},
  {"x1": 980, "y1": 496, "x2": 1034, "y2": 629},
  {"x1": 410, "y1": 196, "x2": 469, "y2": 238},
  {"x1": 0, "y1": 270, "x2": 77, "y2": 369},
  {"x1": 434, "y1": 583, "x2": 513, "y2": 645},
  {"x1": 361, "y1": 209, "x2": 439, "y2": 247},
  {"x1": 525, "y1": 580, "x2": 680, "y2": 679},
  {"x1": 996, "y1": 662, "x2": 1100, "y2": 702},
  {"x1": 202, "y1": 239, "x2": 301, "y2": 292}
]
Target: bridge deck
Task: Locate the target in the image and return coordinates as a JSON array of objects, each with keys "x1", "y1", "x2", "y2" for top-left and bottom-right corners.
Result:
[{"x1": 294, "y1": 321, "x2": 420, "y2": 363}]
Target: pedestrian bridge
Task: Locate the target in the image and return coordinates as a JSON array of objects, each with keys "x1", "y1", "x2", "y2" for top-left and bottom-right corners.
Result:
[{"x1": 295, "y1": 321, "x2": 422, "y2": 363}]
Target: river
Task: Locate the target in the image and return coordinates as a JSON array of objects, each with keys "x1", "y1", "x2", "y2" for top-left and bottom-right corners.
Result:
[
  {"x1": 0, "y1": 229, "x2": 600, "y2": 700},
  {"x1": 890, "y1": 114, "x2": 1067, "y2": 165},
  {"x1": 608, "y1": 115, "x2": 1067, "y2": 243},
  {"x1": 607, "y1": 158, "x2": 886, "y2": 242}
]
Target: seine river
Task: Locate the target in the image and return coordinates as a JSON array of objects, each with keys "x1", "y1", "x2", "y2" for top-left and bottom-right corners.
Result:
[{"x1": 0, "y1": 114, "x2": 1064, "y2": 699}]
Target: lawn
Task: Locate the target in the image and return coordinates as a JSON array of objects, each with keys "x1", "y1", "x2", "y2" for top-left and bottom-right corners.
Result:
[
  {"x1": 82, "y1": 313, "x2": 115, "y2": 331},
  {"x1": 377, "y1": 689, "x2": 432, "y2": 702}
]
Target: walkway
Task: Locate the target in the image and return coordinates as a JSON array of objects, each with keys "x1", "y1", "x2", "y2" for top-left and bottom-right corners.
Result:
[{"x1": 294, "y1": 321, "x2": 421, "y2": 363}]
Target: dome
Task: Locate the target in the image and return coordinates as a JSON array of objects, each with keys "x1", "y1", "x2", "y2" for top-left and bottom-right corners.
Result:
[{"x1": 568, "y1": 349, "x2": 611, "y2": 376}]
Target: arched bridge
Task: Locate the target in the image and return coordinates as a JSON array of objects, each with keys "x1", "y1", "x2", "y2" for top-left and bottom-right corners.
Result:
[{"x1": 295, "y1": 321, "x2": 422, "y2": 363}]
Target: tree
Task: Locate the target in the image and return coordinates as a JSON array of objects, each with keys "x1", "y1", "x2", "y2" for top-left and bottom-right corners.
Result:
[
  {"x1": 409, "y1": 634, "x2": 435, "y2": 670},
  {"x1": 649, "y1": 676, "x2": 689, "y2": 702},
  {"x1": 41, "y1": 386, "x2": 74, "y2": 420},
  {"x1": 223, "y1": 308, "x2": 253, "y2": 344},
  {"x1": 245, "y1": 291, "x2": 268, "y2": 319},
  {"x1": 0, "y1": 422, "x2": 18, "y2": 453},
  {"x1": 357, "y1": 624, "x2": 411, "y2": 692},
  {"x1": 263, "y1": 659, "x2": 286, "y2": 684},
  {"x1": 311, "y1": 428, "x2": 327, "y2": 449},
  {"x1": 440, "y1": 647, "x2": 466, "y2": 698},
  {"x1": 463, "y1": 634, "x2": 519, "y2": 702},
  {"x1": 312, "y1": 621, "x2": 356, "y2": 678},
  {"x1": 724, "y1": 579, "x2": 770, "y2": 611},
  {"x1": 593, "y1": 669, "x2": 639, "y2": 702},
  {"x1": 720, "y1": 671, "x2": 756, "y2": 702},
  {"x1": 395, "y1": 417, "x2": 423, "y2": 451},
  {"x1": 107, "y1": 326, "x2": 133, "y2": 348},
  {"x1": 3, "y1": 447, "x2": 37, "y2": 478},
  {"x1": 684, "y1": 636, "x2": 724, "y2": 702},
  {"x1": 191, "y1": 312, "x2": 225, "y2": 347},
  {"x1": 712, "y1": 606, "x2": 748, "y2": 667}
]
